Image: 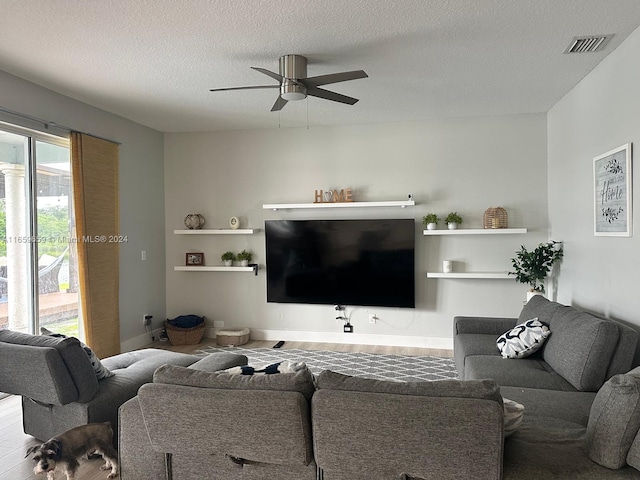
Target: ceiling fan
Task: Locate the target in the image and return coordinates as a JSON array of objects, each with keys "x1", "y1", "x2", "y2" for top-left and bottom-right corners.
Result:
[{"x1": 210, "y1": 54, "x2": 368, "y2": 112}]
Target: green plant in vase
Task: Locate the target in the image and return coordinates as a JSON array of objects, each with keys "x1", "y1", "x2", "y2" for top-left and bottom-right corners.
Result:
[
  {"x1": 445, "y1": 212, "x2": 463, "y2": 230},
  {"x1": 221, "y1": 251, "x2": 236, "y2": 266},
  {"x1": 422, "y1": 214, "x2": 440, "y2": 230},
  {"x1": 509, "y1": 241, "x2": 563, "y2": 295},
  {"x1": 237, "y1": 249, "x2": 253, "y2": 267}
]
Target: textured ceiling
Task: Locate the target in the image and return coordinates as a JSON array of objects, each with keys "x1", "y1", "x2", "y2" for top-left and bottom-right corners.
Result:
[{"x1": 1, "y1": 0, "x2": 640, "y2": 133}]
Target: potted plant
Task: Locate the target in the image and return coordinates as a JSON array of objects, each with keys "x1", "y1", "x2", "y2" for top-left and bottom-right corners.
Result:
[
  {"x1": 237, "y1": 249, "x2": 253, "y2": 267},
  {"x1": 445, "y1": 212, "x2": 463, "y2": 230},
  {"x1": 509, "y1": 241, "x2": 563, "y2": 300},
  {"x1": 221, "y1": 251, "x2": 236, "y2": 266},
  {"x1": 422, "y1": 214, "x2": 440, "y2": 230}
]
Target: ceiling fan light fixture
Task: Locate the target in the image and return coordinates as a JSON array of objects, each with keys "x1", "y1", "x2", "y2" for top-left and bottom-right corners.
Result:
[
  {"x1": 280, "y1": 81, "x2": 307, "y2": 101},
  {"x1": 280, "y1": 91, "x2": 307, "y2": 101}
]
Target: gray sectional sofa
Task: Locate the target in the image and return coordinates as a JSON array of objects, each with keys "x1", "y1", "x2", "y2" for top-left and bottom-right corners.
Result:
[
  {"x1": 119, "y1": 357, "x2": 506, "y2": 480},
  {"x1": 455, "y1": 295, "x2": 640, "y2": 478},
  {"x1": 116, "y1": 295, "x2": 640, "y2": 479}
]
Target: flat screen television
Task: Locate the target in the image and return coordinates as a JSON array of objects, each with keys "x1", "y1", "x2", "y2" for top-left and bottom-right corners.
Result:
[{"x1": 265, "y1": 219, "x2": 415, "y2": 308}]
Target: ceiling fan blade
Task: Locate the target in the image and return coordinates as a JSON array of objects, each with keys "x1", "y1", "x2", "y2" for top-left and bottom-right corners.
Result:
[
  {"x1": 303, "y1": 70, "x2": 368, "y2": 87},
  {"x1": 209, "y1": 85, "x2": 279, "y2": 92},
  {"x1": 306, "y1": 86, "x2": 359, "y2": 105},
  {"x1": 271, "y1": 96, "x2": 288, "y2": 112},
  {"x1": 251, "y1": 67, "x2": 284, "y2": 83}
]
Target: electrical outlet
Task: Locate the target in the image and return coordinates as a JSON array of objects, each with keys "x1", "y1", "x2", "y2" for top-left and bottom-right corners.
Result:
[
  {"x1": 213, "y1": 320, "x2": 224, "y2": 329},
  {"x1": 143, "y1": 314, "x2": 152, "y2": 327},
  {"x1": 368, "y1": 313, "x2": 377, "y2": 324}
]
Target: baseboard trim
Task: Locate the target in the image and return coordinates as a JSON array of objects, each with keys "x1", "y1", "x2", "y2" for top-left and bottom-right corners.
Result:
[
  {"x1": 123, "y1": 328, "x2": 453, "y2": 352},
  {"x1": 121, "y1": 328, "x2": 164, "y2": 352},
  {"x1": 205, "y1": 327, "x2": 453, "y2": 351}
]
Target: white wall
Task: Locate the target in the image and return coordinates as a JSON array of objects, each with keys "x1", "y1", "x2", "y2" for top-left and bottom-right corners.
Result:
[
  {"x1": 165, "y1": 114, "x2": 547, "y2": 349},
  {"x1": 4, "y1": 20, "x2": 637, "y2": 351},
  {"x1": 0, "y1": 70, "x2": 166, "y2": 350},
  {"x1": 548, "y1": 25, "x2": 640, "y2": 326}
]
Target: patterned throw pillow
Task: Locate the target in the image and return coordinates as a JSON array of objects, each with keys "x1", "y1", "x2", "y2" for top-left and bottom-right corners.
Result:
[
  {"x1": 496, "y1": 318, "x2": 551, "y2": 359},
  {"x1": 224, "y1": 361, "x2": 307, "y2": 375},
  {"x1": 40, "y1": 327, "x2": 114, "y2": 380},
  {"x1": 503, "y1": 397, "x2": 525, "y2": 437}
]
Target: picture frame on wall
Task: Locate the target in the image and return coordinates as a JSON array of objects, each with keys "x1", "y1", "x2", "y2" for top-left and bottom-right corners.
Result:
[
  {"x1": 186, "y1": 252, "x2": 205, "y2": 266},
  {"x1": 593, "y1": 143, "x2": 633, "y2": 237}
]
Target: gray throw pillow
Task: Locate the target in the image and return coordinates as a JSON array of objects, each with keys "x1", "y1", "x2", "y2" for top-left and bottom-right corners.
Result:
[
  {"x1": 187, "y1": 352, "x2": 248, "y2": 372},
  {"x1": 587, "y1": 369, "x2": 640, "y2": 469},
  {"x1": 40, "y1": 327, "x2": 114, "y2": 380}
]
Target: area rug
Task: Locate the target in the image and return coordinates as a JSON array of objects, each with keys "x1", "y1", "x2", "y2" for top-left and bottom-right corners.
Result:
[{"x1": 197, "y1": 346, "x2": 458, "y2": 382}]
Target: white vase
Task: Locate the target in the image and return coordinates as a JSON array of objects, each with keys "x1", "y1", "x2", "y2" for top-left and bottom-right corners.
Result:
[
  {"x1": 224, "y1": 260, "x2": 233, "y2": 267},
  {"x1": 426, "y1": 223, "x2": 437, "y2": 230},
  {"x1": 240, "y1": 259, "x2": 249, "y2": 267},
  {"x1": 448, "y1": 222, "x2": 458, "y2": 230}
]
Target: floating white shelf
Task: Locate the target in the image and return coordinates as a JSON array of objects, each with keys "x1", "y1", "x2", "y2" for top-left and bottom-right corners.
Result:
[
  {"x1": 263, "y1": 200, "x2": 415, "y2": 210},
  {"x1": 426, "y1": 272, "x2": 512, "y2": 279},
  {"x1": 174, "y1": 229, "x2": 256, "y2": 235},
  {"x1": 174, "y1": 266, "x2": 256, "y2": 272},
  {"x1": 422, "y1": 228, "x2": 527, "y2": 235}
]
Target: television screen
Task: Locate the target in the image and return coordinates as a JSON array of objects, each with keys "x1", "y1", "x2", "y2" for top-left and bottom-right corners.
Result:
[{"x1": 265, "y1": 219, "x2": 415, "y2": 308}]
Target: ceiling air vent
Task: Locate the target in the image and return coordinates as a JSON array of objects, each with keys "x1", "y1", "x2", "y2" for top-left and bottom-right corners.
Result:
[{"x1": 564, "y1": 35, "x2": 612, "y2": 54}]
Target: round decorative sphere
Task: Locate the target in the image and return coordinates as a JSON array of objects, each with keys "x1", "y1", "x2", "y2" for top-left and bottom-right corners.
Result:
[{"x1": 184, "y1": 213, "x2": 205, "y2": 229}]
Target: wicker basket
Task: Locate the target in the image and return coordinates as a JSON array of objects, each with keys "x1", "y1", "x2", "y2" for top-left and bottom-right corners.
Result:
[
  {"x1": 483, "y1": 207, "x2": 508, "y2": 229},
  {"x1": 164, "y1": 320, "x2": 205, "y2": 345}
]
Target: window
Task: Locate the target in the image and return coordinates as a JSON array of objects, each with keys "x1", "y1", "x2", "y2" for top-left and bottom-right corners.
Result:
[{"x1": 0, "y1": 122, "x2": 79, "y2": 336}]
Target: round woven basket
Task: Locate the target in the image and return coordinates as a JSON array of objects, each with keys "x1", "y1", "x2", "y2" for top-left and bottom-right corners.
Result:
[
  {"x1": 184, "y1": 213, "x2": 205, "y2": 230},
  {"x1": 164, "y1": 320, "x2": 205, "y2": 345},
  {"x1": 483, "y1": 207, "x2": 508, "y2": 229}
]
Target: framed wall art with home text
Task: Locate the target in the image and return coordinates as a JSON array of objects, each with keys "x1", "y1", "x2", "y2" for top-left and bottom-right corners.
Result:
[{"x1": 594, "y1": 143, "x2": 632, "y2": 237}]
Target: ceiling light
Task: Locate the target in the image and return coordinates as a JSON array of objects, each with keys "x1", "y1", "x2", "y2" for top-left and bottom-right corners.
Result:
[{"x1": 280, "y1": 81, "x2": 307, "y2": 101}]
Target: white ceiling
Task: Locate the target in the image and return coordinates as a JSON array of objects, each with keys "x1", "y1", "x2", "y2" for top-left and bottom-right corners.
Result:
[{"x1": 1, "y1": 0, "x2": 640, "y2": 133}]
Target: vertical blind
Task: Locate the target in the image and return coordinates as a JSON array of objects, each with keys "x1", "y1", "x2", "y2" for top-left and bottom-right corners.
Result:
[{"x1": 71, "y1": 132, "x2": 120, "y2": 358}]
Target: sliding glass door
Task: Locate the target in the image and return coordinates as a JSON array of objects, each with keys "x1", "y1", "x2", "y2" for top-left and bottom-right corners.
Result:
[{"x1": 0, "y1": 123, "x2": 78, "y2": 336}]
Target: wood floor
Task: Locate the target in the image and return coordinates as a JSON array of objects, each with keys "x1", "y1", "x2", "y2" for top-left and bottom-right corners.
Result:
[{"x1": 1, "y1": 339, "x2": 452, "y2": 479}]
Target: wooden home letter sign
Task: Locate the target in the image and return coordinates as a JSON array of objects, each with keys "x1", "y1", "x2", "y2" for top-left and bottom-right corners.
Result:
[{"x1": 314, "y1": 188, "x2": 354, "y2": 204}]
